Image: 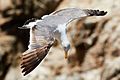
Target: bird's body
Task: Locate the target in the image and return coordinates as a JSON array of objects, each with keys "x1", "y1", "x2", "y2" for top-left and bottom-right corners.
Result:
[{"x1": 19, "y1": 8, "x2": 107, "y2": 76}]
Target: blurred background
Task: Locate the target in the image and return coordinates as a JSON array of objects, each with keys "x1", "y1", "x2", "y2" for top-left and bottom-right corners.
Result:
[{"x1": 0, "y1": 0, "x2": 120, "y2": 80}]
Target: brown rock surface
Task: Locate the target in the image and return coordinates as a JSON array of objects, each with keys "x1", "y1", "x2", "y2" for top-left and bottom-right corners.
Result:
[{"x1": 0, "y1": 0, "x2": 120, "y2": 80}]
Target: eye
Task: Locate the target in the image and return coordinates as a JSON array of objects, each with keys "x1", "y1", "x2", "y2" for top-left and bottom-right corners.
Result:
[{"x1": 67, "y1": 44, "x2": 70, "y2": 49}]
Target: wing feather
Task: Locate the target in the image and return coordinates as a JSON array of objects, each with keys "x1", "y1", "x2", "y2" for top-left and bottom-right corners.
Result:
[
  {"x1": 21, "y1": 43, "x2": 54, "y2": 76},
  {"x1": 19, "y1": 8, "x2": 107, "y2": 29},
  {"x1": 41, "y1": 8, "x2": 107, "y2": 26},
  {"x1": 51, "y1": 8, "x2": 107, "y2": 16},
  {"x1": 21, "y1": 25, "x2": 54, "y2": 76}
]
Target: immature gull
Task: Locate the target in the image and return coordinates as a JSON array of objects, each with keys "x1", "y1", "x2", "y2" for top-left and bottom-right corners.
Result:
[{"x1": 19, "y1": 8, "x2": 107, "y2": 76}]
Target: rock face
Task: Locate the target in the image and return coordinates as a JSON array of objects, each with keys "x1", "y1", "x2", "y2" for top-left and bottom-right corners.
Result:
[
  {"x1": 0, "y1": 32, "x2": 17, "y2": 80},
  {"x1": 0, "y1": 0, "x2": 120, "y2": 80}
]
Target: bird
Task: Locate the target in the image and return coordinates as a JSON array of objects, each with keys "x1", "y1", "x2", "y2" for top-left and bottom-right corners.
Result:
[{"x1": 19, "y1": 8, "x2": 107, "y2": 76}]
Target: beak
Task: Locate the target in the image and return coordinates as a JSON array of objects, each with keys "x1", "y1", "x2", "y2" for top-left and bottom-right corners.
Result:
[
  {"x1": 64, "y1": 51, "x2": 68, "y2": 59},
  {"x1": 63, "y1": 44, "x2": 70, "y2": 59}
]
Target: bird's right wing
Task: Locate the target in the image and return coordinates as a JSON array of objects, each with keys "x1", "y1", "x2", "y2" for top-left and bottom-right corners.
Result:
[
  {"x1": 21, "y1": 26, "x2": 55, "y2": 76},
  {"x1": 21, "y1": 43, "x2": 53, "y2": 76}
]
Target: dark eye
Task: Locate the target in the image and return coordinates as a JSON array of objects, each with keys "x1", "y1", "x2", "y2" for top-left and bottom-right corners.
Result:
[{"x1": 67, "y1": 44, "x2": 70, "y2": 49}]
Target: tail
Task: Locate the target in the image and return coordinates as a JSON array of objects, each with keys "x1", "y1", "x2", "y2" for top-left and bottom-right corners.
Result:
[
  {"x1": 21, "y1": 43, "x2": 53, "y2": 76},
  {"x1": 85, "y1": 9, "x2": 107, "y2": 16}
]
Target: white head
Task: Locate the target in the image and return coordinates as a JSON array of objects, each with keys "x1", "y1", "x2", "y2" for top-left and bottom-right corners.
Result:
[{"x1": 57, "y1": 24, "x2": 71, "y2": 58}]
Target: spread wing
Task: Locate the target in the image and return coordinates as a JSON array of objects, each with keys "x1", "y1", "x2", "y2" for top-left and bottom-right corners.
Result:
[
  {"x1": 41, "y1": 8, "x2": 107, "y2": 26},
  {"x1": 21, "y1": 26, "x2": 54, "y2": 76},
  {"x1": 20, "y1": 8, "x2": 107, "y2": 29}
]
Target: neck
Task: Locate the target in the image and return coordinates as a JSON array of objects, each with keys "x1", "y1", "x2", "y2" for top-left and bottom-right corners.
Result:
[
  {"x1": 61, "y1": 30, "x2": 70, "y2": 47},
  {"x1": 56, "y1": 24, "x2": 70, "y2": 47}
]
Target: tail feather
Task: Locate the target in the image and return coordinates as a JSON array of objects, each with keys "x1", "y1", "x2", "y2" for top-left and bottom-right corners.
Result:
[
  {"x1": 21, "y1": 43, "x2": 53, "y2": 76},
  {"x1": 85, "y1": 9, "x2": 107, "y2": 16}
]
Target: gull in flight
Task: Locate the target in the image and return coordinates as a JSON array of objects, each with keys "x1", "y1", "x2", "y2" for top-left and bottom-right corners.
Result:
[{"x1": 19, "y1": 8, "x2": 107, "y2": 76}]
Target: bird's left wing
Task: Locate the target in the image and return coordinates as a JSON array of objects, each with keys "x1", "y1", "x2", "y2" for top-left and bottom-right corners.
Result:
[
  {"x1": 41, "y1": 8, "x2": 107, "y2": 26},
  {"x1": 19, "y1": 8, "x2": 107, "y2": 29},
  {"x1": 21, "y1": 26, "x2": 55, "y2": 76}
]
